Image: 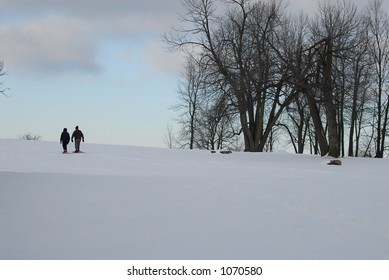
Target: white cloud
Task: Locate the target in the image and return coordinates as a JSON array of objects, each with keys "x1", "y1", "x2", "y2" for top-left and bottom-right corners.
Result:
[
  {"x1": 0, "y1": 0, "x2": 183, "y2": 76},
  {"x1": 3, "y1": 0, "x2": 380, "y2": 78},
  {"x1": 1, "y1": 16, "x2": 103, "y2": 75},
  {"x1": 146, "y1": 41, "x2": 185, "y2": 76},
  {"x1": 0, "y1": 0, "x2": 182, "y2": 18},
  {"x1": 287, "y1": 0, "x2": 388, "y2": 15}
]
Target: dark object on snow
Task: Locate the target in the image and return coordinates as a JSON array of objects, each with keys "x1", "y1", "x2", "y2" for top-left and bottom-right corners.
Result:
[
  {"x1": 211, "y1": 150, "x2": 232, "y2": 154},
  {"x1": 327, "y1": 159, "x2": 342, "y2": 166}
]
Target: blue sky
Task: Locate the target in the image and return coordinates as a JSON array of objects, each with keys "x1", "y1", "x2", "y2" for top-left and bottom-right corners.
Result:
[
  {"x1": 0, "y1": 0, "x2": 387, "y2": 148},
  {"x1": 0, "y1": 0, "x2": 184, "y2": 147}
]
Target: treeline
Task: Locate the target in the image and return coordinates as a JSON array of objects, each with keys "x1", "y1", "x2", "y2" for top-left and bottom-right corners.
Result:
[{"x1": 165, "y1": 0, "x2": 389, "y2": 158}]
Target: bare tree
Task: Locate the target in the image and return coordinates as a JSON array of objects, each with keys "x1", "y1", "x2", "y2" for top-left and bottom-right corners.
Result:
[
  {"x1": 347, "y1": 25, "x2": 373, "y2": 157},
  {"x1": 279, "y1": 95, "x2": 310, "y2": 153},
  {"x1": 172, "y1": 56, "x2": 205, "y2": 149},
  {"x1": 163, "y1": 122, "x2": 177, "y2": 149},
  {"x1": 0, "y1": 61, "x2": 9, "y2": 96},
  {"x1": 366, "y1": 0, "x2": 389, "y2": 158},
  {"x1": 307, "y1": 0, "x2": 361, "y2": 157},
  {"x1": 165, "y1": 0, "x2": 388, "y2": 157},
  {"x1": 196, "y1": 90, "x2": 241, "y2": 150},
  {"x1": 274, "y1": 13, "x2": 313, "y2": 154},
  {"x1": 166, "y1": 0, "x2": 297, "y2": 152},
  {"x1": 172, "y1": 53, "x2": 241, "y2": 150},
  {"x1": 19, "y1": 133, "x2": 41, "y2": 141}
]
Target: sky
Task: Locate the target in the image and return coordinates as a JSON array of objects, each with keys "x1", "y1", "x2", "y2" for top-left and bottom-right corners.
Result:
[{"x1": 0, "y1": 0, "x2": 387, "y2": 148}]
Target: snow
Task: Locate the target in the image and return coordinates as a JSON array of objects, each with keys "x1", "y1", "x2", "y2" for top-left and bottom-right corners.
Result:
[{"x1": 0, "y1": 138, "x2": 388, "y2": 260}]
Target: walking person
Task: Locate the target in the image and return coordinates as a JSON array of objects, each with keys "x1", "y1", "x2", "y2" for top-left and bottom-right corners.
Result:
[
  {"x1": 60, "y1": 128, "x2": 70, "y2": 153},
  {"x1": 71, "y1": 126, "x2": 85, "y2": 153}
]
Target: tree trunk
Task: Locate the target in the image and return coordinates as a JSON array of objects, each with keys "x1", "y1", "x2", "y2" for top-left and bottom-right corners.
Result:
[
  {"x1": 305, "y1": 90, "x2": 329, "y2": 155},
  {"x1": 322, "y1": 38, "x2": 340, "y2": 158},
  {"x1": 381, "y1": 97, "x2": 389, "y2": 155}
]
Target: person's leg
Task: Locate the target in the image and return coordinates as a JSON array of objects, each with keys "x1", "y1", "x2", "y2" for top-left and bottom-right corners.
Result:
[{"x1": 75, "y1": 139, "x2": 81, "y2": 152}]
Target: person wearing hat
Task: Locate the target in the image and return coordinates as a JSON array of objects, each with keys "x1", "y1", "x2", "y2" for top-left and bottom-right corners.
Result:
[
  {"x1": 71, "y1": 126, "x2": 85, "y2": 153},
  {"x1": 60, "y1": 128, "x2": 70, "y2": 153}
]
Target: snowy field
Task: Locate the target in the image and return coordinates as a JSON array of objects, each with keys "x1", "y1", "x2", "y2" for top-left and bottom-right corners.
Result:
[{"x1": 0, "y1": 138, "x2": 388, "y2": 260}]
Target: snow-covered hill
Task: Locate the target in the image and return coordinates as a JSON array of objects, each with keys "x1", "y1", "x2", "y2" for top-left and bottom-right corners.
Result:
[{"x1": 0, "y1": 139, "x2": 388, "y2": 260}]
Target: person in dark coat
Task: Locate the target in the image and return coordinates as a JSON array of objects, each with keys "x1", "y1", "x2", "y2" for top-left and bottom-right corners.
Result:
[
  {"x1": 60, "y1": 128, "x2": 70, "y2": 153},
  {"x1": 71, "y1": 126, "x2": 84, "y2": 153}
]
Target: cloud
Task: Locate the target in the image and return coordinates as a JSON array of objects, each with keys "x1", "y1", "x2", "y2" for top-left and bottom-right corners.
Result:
[
  {"x1": 0, "y1": 0, "x2": 182, "y2": 18},
  {"x1": 146, "y1": 41, "x2": 185, "y2": 76},
  {"x1": 0, "y1": 0, "x2": 183, "y2": 76},
  {"x1": 2, "y1": 0, "x2": 383, "y2": 78},
  {"x1": 1, "y1": 16, "x2": 103, "y2": 75}
]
